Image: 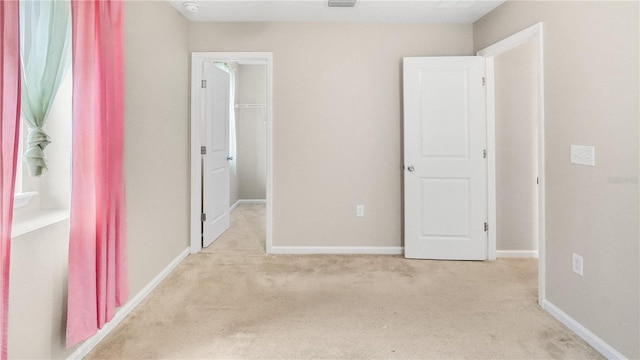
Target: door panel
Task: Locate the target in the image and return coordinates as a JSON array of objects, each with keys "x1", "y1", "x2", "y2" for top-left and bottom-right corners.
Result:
[
  {"x1": 404, "y1": 56, "x2": 487, "y2": 260},
  {"x1": 420, "y1": 178, "x2": 470, "y2": 237},
  {"x1": 202, "y1": 62, "x2": 230, "y2": 248},
  {"x1": 420, "y1": 71, "x2": 469, "y2": 158}
]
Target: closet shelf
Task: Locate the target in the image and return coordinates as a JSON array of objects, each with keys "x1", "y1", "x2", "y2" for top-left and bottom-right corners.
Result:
[{"x1": 235, "y1": 104, "x2": 265, "y2": 109}]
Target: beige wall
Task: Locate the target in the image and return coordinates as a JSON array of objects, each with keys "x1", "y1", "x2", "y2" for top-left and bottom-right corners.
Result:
[
  {"x1": 124, "y1": 1, "x2": 191, "y2": 295},
  {"x1": 475, "y1": 1, "x2": 639, "y2": 357},
  {"x1": 190, "y1": 22, "x2": 473, "y2": 247},
  {"x1": 236, "y1": 64, "x2": 267, "y2": 200},
  {"x1": 494, "y1": 41, "x2": 538, "y2": 252},
  {"x1": 9, "y1": 220, "x2": 70, "y2": 359}
]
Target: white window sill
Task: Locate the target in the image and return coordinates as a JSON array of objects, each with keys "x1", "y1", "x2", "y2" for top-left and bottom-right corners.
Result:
[
  {"x1": 13, "y1": 191, "x2": 38, "y2": 209},
  {"x1": 11, "y1": 209, "x2": 70, "y2": 238}
]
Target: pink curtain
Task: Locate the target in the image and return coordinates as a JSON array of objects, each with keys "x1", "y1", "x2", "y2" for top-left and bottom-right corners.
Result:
[
  {"x1": 67, "y1": 0, "x2": 127, "y2": 347},
  {"x1": 0, "y1": 2, "x2": 21, "y2": 359}
]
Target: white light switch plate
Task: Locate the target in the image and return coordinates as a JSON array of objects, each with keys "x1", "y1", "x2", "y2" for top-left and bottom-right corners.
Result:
[{"x1": 570, "y1": 145, "x2": 595, "y2": 166}]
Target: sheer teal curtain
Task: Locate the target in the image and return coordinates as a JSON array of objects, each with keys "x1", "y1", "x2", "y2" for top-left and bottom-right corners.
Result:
[{"x1": 19, "y1": 0, "x2": 71, "y2": 176}]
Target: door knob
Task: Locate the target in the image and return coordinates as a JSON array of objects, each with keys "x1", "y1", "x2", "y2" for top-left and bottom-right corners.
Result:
[
  {"x1": 227, "y1": 156, "x2": 234, "y2": 161},
  {"x1": 407, "y1": 165, "x2": 415, "y2": 172}
]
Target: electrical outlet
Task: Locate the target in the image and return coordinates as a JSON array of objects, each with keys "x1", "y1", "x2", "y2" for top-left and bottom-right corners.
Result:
[
  {"x1": 356, "y1": 205, "x2": 364, "y2": 218},
  {"x1": 572, "y1": 253, "x2": 584, "y2": 276}
]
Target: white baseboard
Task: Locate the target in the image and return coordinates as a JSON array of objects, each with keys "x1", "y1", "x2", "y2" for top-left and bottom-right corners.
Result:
[
  {"x1": 496, "y1": 250, "x2": 539, "y2": 258},
  {"x1": 67, "y1": 247, "x2": 190, "y2": 360},
  {"x1": 230, "y1": 199, "x2": 266, "y2": 212},
  {"x1": 270, "y1": 246, "x2": 403, "y2": 255},
  {"x1": 542, "y1": 299, "x2": 627, "y2": 360}
]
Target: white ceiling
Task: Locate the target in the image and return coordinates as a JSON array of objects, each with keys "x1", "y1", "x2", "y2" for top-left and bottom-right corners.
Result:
[{"x1": 167, "y1": 0, "x2": 505, "y2": 23}]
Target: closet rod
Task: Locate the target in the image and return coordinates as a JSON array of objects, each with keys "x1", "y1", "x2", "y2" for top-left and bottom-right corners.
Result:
[{"x1": 235, "y1": 104, "x2": 265, "y2": 109}]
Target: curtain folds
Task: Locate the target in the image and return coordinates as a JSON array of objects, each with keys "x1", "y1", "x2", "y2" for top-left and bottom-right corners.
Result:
[
  {"x1": 19, "y1": 0, "x2": 71, "y2": 176},
  {"x1": 67, "y1": 0, "x2": 127, "y2": 347},
  {"x1": 0, "y1": 2, "x2": 21, "y2": 359}
]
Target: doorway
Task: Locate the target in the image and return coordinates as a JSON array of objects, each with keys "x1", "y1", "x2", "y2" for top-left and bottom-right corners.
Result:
[
  {"x1": 229, "y1": 61, "x2": 268, "y2": 212},
  {"x1": 190, "y1": 52, "x2": 273, "y2": 254},
  {"x1": 493, "y1": 41, "x2": 539, "y2": 259},
  {"x1": 478, "y1": 23, "x2": 545, "y2": 304}
]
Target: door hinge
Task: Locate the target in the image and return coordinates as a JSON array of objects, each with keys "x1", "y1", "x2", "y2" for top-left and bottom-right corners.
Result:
[
  {"x1": 201, "y1": 213, "x2": 207, "y2": 222},
  {"x1": 482, "y1": 77, "x2": 486, "y2": 86},
  {"x1": 483, "y1": 149, "x2": 487, "y2": 159},
  {"x1": 201, "y1": 146, "x2": 206, "y2": 155},
  {"x1": 201, "y1": 79, "x2": 207, "y2": 88},
  {"x1": 484, "y1": 222, "x2": 488, "y2": 232},
  {"x1": 537, "y1": 177, "x2": 539, "y2": 185}
]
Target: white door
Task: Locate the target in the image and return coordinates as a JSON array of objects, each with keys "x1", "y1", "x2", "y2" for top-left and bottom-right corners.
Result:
[
  {"x1": 202, "y1": 62, "x2": 230, "y2": 248},
  {"x1": 403, "y1": 57, "x2": 487, "y2": 260}
]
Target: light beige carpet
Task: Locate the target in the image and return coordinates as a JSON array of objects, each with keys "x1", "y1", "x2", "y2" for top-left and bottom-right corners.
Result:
[{"x1": 87, "y1": 205, "x2": 601, "y2": 359}]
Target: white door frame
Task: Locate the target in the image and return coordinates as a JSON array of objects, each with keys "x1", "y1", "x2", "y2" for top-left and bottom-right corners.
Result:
[
  {"x1": 477, "y1": 23, "x2": 545, "y2": 304},
  {"x1": 190, "y1": 52, "x2": 274, "y2": 254}
]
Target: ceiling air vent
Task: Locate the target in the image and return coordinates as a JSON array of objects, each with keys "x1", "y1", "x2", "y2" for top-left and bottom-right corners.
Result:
[{"x1": 328, "y1": 0, "x2": 357, "y2": 8}]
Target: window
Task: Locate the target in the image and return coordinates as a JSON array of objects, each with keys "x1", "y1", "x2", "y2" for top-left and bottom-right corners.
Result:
[
  {"x1": 13, "y1": 0, "x2": 72, "y2": 225},
  {"x1": 11, "y1": 72, "x2": 72, "y2": 231}
]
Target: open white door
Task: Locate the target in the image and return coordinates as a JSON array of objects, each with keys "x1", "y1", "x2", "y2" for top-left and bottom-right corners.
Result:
[
  {"x1": 403, "y1": 56, "x2": 487, "y2": 260},
  {"x1": 202, "y1": 62, "x2": 231, "y2": 248}
]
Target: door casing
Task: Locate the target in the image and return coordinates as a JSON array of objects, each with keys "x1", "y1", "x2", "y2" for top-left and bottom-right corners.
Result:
[
  {"x1": 190, "y1": 52, "x2": 274, "y2": 254},
  {"x1": 477, "y1": 23, "x2": 545, "y2": 305}
]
